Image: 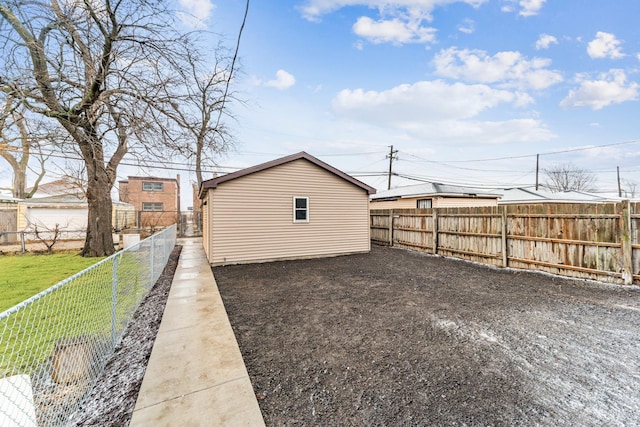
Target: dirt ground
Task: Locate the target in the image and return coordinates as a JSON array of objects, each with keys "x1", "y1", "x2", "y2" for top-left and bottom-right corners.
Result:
[
  {"x1": 70, "y1": 245, "x2": 182, "y2": 426},
  {"x1": 214, "y1": 245, "x2": 640, "y2": 426}
]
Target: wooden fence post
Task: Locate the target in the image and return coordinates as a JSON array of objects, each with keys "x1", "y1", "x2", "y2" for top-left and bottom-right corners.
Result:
[
  {"x1": 621, "y1": 200, "x2": 633, "y2": 285},
  {"x1": 388, "y1": 209, "x2": 394, "y2": 247},
  {"x1": 501, "y1": 206, "x2": 508, "y2": 268},
  {"x1": 432, "y1": 209, "x2": 439, "y2": 255}
]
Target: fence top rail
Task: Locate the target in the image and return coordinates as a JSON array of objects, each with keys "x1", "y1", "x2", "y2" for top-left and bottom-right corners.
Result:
[
  {"x1": 437, "y1": 213, "x2": 502, "y2": 218},
  {"x1": 0, "y1": 224, "x2": 176, "y2": 320},
  {"x1": 508, "y1": 213, "x2": 620, "y2": 219}
]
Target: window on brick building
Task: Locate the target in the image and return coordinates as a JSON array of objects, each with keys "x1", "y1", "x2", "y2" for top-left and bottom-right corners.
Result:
[
  {"x1": 143, "y1": 182, "x2": 163, "y2": 191},
  {"x1": 142, "y1": 202, "x2": 164, "y2": 211}
]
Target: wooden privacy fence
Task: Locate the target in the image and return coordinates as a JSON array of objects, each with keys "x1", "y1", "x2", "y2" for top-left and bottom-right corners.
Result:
[{"x1": 371, "y1": 202, "x2": 640, "y2": 286}]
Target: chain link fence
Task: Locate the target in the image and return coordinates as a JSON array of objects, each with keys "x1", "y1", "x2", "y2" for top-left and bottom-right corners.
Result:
[
  {"x1": 1, "y1": 230, "x2": 87, "y2": 246},
  {"x1": 0, "y1": 225, "x2": 176, "y2": 426}
]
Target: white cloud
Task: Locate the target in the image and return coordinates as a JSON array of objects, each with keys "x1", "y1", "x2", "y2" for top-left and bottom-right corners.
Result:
[
  {"x1": 177, "y1": 0, "x2": 215, "y2": 28},
  {"x1": 299, "y1": 0, "x2": 488, "y2": 21},
  {"x1": 265, "y1": 70, "x2": 296, "y2": 90},
  {"x1": 501, "y1": 4, "x2": 514, "y2": 13},
  {"x1": 353, "y1": 16, "x2": 436, "y2": 44},
  {"x1": 501, "y1": 0, "x2": 546, "y2": 17},
  {"x1": 587, "y1": 32, "x2": 625, "y2": 59},
  {"x1": 457, "y1": 18, "x2": 475, "y2": 34},
  {"x1": 298, "y1": 1, "x2": 486, "y2": 45},
  {"x1": 519, "y1": 0, "x2": 546, "y2": 16},
  {"x1": 535, "y1": 33, "x2": 558, "y2": 50},
  {"x1": 402, "y1": 118, "x2": 555, "y2": 144},
  {"x1": 332, "y1": 80, "x2": 554, "y2": 144},
  {"x1": 333, "y1": 80, "x2": 532, "y2": 122},
  {"x1": 433, "y1": 47, "x2": 563, "y2": 90},
  {"x1": 560, "y1": 69, "x2": 639, "y2": 110}
]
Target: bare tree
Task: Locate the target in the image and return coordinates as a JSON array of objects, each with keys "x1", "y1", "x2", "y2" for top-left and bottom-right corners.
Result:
[
  {"x1": 622, "y1": 179, "x2": 638, "y2": 198},
  {"x1": 543, "y1": 164, "x2": 597, "y2": 192},
  {"x1": 32, "y1": 223, "x2": 63, "y2": 254},
  {"x1": 0, "y1": 92, "x2": 49, "y2": 199},
  {"x1": 157, "y1": 0, "x2": 249, "y2": 190},
  {"x1": 56, "y1": 157, "x2": 88, "y2": 199},
  {"x1": 161, "y1": 42, "x2": 238, "y2": 188},
  {"x1": 0, "y1": 1, "x2": 193, "y2": 256}
]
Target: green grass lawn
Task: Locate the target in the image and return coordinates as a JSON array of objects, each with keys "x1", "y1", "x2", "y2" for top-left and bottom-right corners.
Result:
[{"x1": 0, "y1": 251, "x2": 104, "y2": 313}]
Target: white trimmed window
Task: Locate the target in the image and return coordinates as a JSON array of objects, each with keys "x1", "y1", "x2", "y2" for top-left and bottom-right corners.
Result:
[
  {"x1": 293, "y1": 197, "x2": 309, "y2": 223},
  {"x1": 143, "y1": 182, "x2": 163, "y2": 191},
  {"x1": 142, "y1": 202, "x2": 164, "y2": 211}
]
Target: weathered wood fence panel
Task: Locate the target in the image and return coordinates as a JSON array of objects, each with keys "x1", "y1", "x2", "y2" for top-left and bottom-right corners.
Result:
[
  {"x1": 438, "y1": 207, "x2": 503, "y2": 266},
  {"x1": 370, "y1": 209, "x2": 392, "y2": 245},
  {"x1": 371, "y1": 202, "x2": 639, "y2": 286},
  {"x1": 393, "y1": 209, "x2": 434, "y2": 252},
  {"x1": 0, "y1": 209, "x2": 18, "y2": 244},
  {"x1": 505, "y1": 203, "x2": 622, "y2": 282},
  {"x1": 631, "y1": 203, "x2": 640, "y2": 282}
]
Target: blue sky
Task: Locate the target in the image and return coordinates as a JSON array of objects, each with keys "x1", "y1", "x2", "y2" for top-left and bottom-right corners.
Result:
[
  {"x1": 189, "y1": 0, "x2": 640, "y2": 196},
  {"x1": 2, "y1": 0, "x2": 639, "y2": 204}
]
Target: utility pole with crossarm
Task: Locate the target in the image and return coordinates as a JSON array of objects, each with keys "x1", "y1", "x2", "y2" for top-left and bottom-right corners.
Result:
[{"x1": 387, "y1": 145, "x2": 399, "y2": 190}]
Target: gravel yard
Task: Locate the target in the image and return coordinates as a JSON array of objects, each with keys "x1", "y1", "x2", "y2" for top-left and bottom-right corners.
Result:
[{"x1": 214, "y1": 245, "x2": 640, "y2": 426}]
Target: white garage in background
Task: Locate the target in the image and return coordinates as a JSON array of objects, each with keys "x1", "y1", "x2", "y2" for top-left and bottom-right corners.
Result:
[
  {"x1": 17, "y1": 195, "x2": 134, "y2": 238},
  {"x1": 18, "y1": 195, "x2": 88, "y2": 234}
]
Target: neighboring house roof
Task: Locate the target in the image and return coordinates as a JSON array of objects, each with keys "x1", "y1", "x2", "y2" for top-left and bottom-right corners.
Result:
[
  {"x1": 27, "y1": 179, "x2": 85, "y2": 198},
  {"x1": 371, "y1": 182, "x2": 501, "y2": 201},
  {"x1": 19, "y1": 194, "x2": 133, "y2": 208},
  {"x1": 199, "y1": 152, "x2": 377, "y2": 198},
  {"x1": 0, "y1": 193, "x2": 20, "y2": 203},
  {"x1": 369, "y1": 181, "x2": 622, "y2": 204},
  {"x1": 23, "y1": 194, "x2": 87, "y2": 204},
  {"x1": 119, "y1": 176, "x2": 179, "y2": 184},
  {"x1": 496, "y1": 187, "x2": 623, "y2": 204}
]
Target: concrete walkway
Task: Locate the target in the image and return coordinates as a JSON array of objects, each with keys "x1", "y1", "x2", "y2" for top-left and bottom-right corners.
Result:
[{"x1": 130, "y1": 238, "x2": 265, "y2": 426}]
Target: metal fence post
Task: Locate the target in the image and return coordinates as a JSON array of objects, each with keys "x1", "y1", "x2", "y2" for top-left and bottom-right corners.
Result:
[
  {"x1": 111, "y1": 255, "x2": 119, "y2": 347},
  {"x1": 150, "y1": 233, "x2": 156, "y2": 283},
  {"x1": 20, "y1": 231, "x2": 25, "y2": 253}
]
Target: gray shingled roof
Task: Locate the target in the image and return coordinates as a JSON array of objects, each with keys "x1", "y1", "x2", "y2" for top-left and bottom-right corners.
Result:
[
  {"x1": 371, "y1": 182, "x2": 501, "y2": 200},
  {"x1": 496, "y1": 187, "x2": 622, "y2": 204}
]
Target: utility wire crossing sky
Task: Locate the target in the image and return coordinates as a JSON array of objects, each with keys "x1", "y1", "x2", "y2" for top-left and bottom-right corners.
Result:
[
  {"x1": 181, "y1": 0, "x2": 640, "y2": 195},
  {"x1": 2, "y1": 0, "x2": 639, "y2": 200}
]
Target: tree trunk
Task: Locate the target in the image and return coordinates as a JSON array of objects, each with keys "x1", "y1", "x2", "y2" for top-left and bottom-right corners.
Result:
[
  {"x1": 13, "y1": 167, "x2": 26, "y2": 199},
  {"x1": 81, "y1": 171, "x2": 115, "y2": 257}
]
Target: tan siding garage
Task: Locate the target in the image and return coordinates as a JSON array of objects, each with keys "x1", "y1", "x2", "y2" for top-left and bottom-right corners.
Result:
[{"x1": 200, "y1": 152, "x2": 375, "y2": 266}]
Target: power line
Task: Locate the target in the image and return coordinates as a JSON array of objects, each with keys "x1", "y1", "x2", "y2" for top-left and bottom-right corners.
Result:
[{"x1": 403, "y1": 139, "x2": 640, "y2": 164}]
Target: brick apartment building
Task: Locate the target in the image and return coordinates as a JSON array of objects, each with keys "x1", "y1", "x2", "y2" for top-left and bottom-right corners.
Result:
[{"x1": 119, "y1": 175, "x2": 181, "y2": 228}]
